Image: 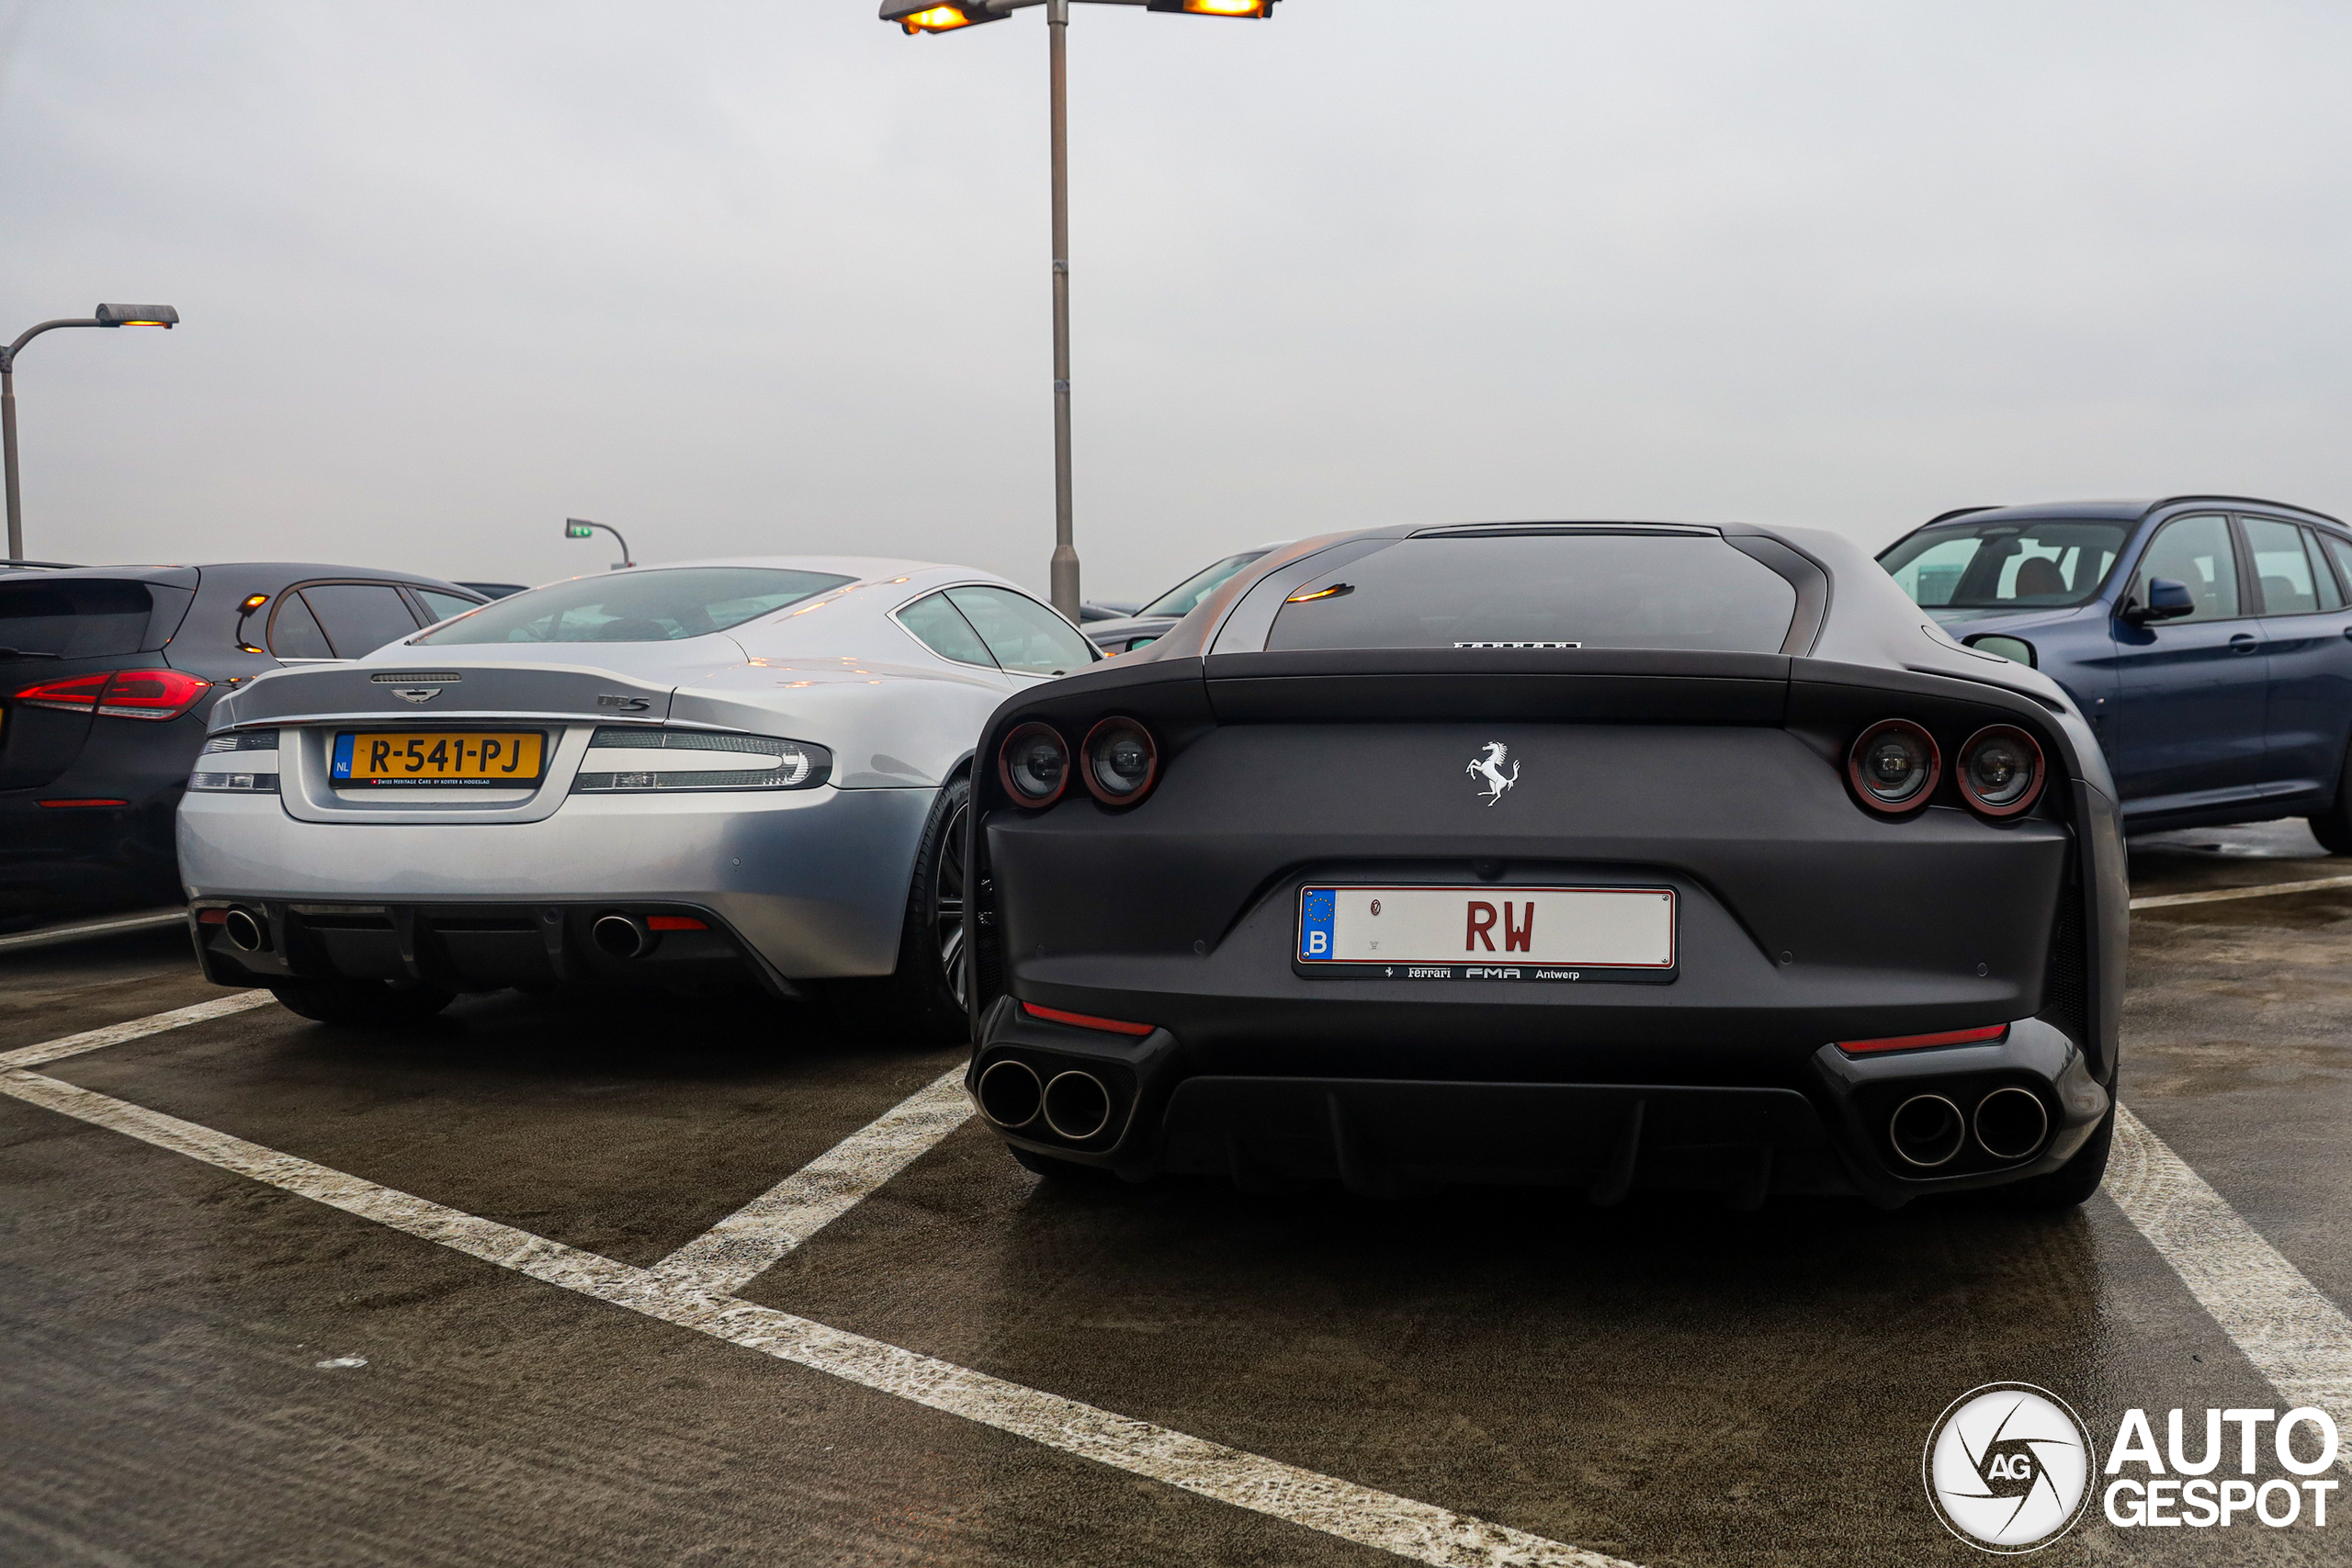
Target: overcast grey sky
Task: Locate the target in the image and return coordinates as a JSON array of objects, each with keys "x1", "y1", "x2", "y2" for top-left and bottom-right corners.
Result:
[{"x1": 2, "y1": 1, "x2": 2347, "y2": 600}]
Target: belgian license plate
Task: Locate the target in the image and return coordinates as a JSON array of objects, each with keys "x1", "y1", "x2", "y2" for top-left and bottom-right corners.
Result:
[
  {"x1": 1295, "y1": 885, "x2": 1677, "y2": 980},
  {"x1": 332, "y1": 731, "x2": 546, "y2": 786}
]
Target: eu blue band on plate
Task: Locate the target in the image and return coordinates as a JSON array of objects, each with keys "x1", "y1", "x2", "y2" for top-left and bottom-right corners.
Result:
[
  {"x1": 1298, "y1": 886, "x2": 1336, "y2": 962},
  {"x1": 331, "y1": 733, "x2": 354, "y2": 780}
]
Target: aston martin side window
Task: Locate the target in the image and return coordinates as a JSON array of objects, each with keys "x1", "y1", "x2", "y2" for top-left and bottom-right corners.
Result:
[
  {"x1": 1267, "y1": 533, "x2": 1799, "y2": 653},
  {"x1": 897, "y1": 592, "x2": 997, "y2": 668},
  {"x1": 267, "y1": 593, "x2": 335, "y2": 660},
  {"x1": 2242, "y1": 517, "x2": 2317, "y2": 615},
  {"x1": 942, "y1": 586, "x2": 1096, "y2": 676},
  {"x1": 2137, "y1": 515, "x2": 2240, "y2": 623}
]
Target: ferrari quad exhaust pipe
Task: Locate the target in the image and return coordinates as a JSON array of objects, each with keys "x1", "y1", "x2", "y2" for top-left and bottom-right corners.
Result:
[
  {"x1": 1973, "y1": 1086, "x2": 2051, "y2": 1162},
  {"x1": 977, "y1": 1058, "x2": 1043, "y2": 1129},
  {"x1": 591, "y1": 913, "x2": 650, "y2": 960},
  {"x1": 221, "y1": 908, "x2": 267, "y2": 953},
  {"x1": 1888, "y1": 1093, "x2": 1965, "y2": 1168},
  {"x1": 1042, "y1": 1070, "x2": 1113, "y2": 1142}
]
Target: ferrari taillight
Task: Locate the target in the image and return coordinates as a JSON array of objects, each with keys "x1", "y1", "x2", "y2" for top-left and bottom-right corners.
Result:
[
  {"x1": 14, "y1": 669, "x2": 211, "y2": 721},
  {"x1": 1080, "y1": 716, "x2": 1159, "y2": 806},
  {"x1": 999, "y1": 722, "x2": 1070, "y2": 806},
  {"x1": 1956, "y1": 725, "x2": 2045, "y2": 818},
  {"x1": 1848, "y1": 718, "x2": 1940, "y2": 813}
]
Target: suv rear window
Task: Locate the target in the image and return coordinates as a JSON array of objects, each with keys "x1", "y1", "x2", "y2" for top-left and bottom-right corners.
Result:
[
  {"x1": 1266, "y1": 532, "x2": 1799, "y2": 653},
  {"x1": 0, "y1": 580, "x2": 156, "y2": 661},
  {"x1": 417, "y1": 567, "x2": 853, "y2": 646}
]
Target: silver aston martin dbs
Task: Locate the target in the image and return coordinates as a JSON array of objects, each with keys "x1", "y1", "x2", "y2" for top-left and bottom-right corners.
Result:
[{"x1": 176, "y1": 557, "x2": 1098, "y2": 1033}]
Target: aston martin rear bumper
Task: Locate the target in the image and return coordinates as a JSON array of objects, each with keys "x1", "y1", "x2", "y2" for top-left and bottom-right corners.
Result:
[{"x1": 178, "y1": 783, "x2": 936, "y2": 986}]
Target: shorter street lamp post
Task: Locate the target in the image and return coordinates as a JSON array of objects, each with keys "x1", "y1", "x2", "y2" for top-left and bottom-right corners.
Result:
[
  {"x1": 0, "y1": 304, "x2": 181, "y2": 561},
  {"x1": 878, "y1": 0, "x2": 1276, "y2": 620},
  {"x1": 564, "y1": 517, "x2": 636, "y2": 570}
]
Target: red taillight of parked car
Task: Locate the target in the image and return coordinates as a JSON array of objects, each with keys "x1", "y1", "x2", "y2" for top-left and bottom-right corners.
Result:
[
  {"x1": 1021, "y1": 1001, "x2": 1156, "y2": 1036},
  {"x1": 1847, "y1": 718, "x2": 1940, "y2": 813},
  {"x1": 13, "y1": 669, "x2": 210, "y2": 721},
  {"x1": 1956, "y1": 725, "x2": 2046, "y2": 818},
  {"x1": 1080, "y1": 716, "x2": 1159, "y2": 807},
  {"x1": 12, "y1": 671, "x2": 113, "y2": 713},
  {"x1": 999, "y1": 721, "x2": 1071, "y2": 807},
  {"x1": 96, "y1": 670, "x2": 212, "y2": 720},
  {"x1": 1837, "y1": 1024, "x2": 2008, "y2": 1055}
]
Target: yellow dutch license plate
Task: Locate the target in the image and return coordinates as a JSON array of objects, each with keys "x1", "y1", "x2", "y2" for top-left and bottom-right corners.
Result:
[{"x1": 332, "y1": 731, "x2": 546, "y2": 786}]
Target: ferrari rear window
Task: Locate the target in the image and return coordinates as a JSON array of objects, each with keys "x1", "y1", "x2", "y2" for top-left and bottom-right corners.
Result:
[
  {"x1": 416, "y1": 567, "x2": 853, "y2": 646},
  {"x1": 1265, "y1": 533, "x2": 1799, "y2": 653}
]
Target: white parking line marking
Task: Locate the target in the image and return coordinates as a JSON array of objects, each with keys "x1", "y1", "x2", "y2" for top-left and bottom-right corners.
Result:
[
  {"x1": 0, "y1": 907, "x2": 187, "y2": 952},
  {"x1": 0, "y1": 1065, "x2": 1633, "y2": 1568},
  {"x1": 2132, "y1": 874, "x2": 2352, "y2": 911},
  {"x1": 0, "y1": 990, "x2": 274, "y2": 1070},
  {"x1": 650, "y1": 1066, "x2": 973, "y2": 1294},
  {"x1": 2108, "y1": 1107, "x2": 2352, "y2": 1435}
]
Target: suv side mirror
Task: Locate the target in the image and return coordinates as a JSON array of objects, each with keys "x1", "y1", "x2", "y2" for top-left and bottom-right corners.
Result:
[{"x1": 2122, "y1": 576, "x2": 2196, "y2": 625}]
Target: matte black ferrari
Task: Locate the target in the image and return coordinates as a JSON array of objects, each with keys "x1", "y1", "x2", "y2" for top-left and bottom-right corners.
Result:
[{"x1": 963, "y1": 522, "x2": 2126, "y2": 1210}]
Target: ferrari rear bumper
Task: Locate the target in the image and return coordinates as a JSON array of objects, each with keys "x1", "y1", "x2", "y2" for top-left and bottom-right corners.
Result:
[{"x1": 970, "y1": 998, "x2": 2108, "y2": 1204}]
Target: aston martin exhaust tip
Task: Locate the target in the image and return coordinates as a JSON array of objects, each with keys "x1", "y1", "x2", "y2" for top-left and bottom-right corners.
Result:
[
  {"x1": 1973, "y1": 1086, "x2": 2051, "y2": 1162},
  {"x1": 591, "y1": 913, "x2": 650, "y2": 960},
  {"x1": 977, "y1": 1058, "x2": 1043, "y2": 1129},
  {"x1": 1889, "y1": 1093, "x2": 1965, "y2": 1168},
  {"x1": 222, "y1": 908, "x2": 266, "y2": 953},
  {"x1": 1042, "y1": 1070, "x2": 1113, "y2": 1142}
]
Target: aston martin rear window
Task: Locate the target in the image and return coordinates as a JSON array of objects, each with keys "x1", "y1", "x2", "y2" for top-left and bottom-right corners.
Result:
[
  {"x1": 416, "y1": 568, "x2": 853, "y2": 645},
  {"x1": 0, "y1": 580, "x2": 156, "y2": 661},
  {"x1": 1265, "y1": 534, "x2": 1799, "y2": 653}
]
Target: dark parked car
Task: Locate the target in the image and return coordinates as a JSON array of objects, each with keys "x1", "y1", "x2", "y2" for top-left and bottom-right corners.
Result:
[
  {"x1": 966, "y1": 521, "x2": 2123, "y2": 1211},
  {"x1": 0, "y1": 563, "x2": 485, "y2": 926},
  {"x1": 457, "y1": 581, "x2": 533, "y2": 600},
  {"x1": 1081, "y1": 546, "x2": 1283, "y2": 656},
  {"x1": 1879, "y1": 497, "x2": 2352, "y2": 847}
]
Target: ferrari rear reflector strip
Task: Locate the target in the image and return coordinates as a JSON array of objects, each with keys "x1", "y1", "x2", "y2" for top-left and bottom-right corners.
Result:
[
  {"x1": 646, "y1": 916, "x2": 707, "y2": 931},
  {"x1": 1021, "y1": 1002, "x2": 1155, "y2": 1037},
  {"x1": 1837, "y1": 1024, "x2": 2008, "y2": 1055},
  {"x1": 38, "y1": 798, "x2": 130, "y2": 809}
]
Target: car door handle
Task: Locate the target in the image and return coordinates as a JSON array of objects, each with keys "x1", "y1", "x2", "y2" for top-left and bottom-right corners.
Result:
[{"x1": 2229, "y1": 634, "x2": 2259, "y2": 653}]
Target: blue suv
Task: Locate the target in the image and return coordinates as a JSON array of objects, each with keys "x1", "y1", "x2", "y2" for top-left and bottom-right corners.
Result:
[{"x1": 1879, "y1": 496, "x2": 2352, "y2": 850}]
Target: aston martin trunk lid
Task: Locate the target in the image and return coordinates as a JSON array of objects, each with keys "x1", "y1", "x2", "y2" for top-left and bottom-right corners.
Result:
[{"x1": 209, "y1": 660, "x2": 678, "y2": 729}]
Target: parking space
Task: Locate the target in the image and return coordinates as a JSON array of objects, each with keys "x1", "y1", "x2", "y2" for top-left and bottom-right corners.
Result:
[{"x1": 5, "y1": 829, "x2": 2351, "y2": 1566}]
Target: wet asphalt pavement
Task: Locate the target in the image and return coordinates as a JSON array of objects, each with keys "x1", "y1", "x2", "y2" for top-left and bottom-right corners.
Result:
[{"x1": 5, "y1": 824, "x2": 2351, "y2": 1567}]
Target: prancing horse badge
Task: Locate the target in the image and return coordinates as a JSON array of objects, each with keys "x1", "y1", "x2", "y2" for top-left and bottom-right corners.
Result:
[{"x1": 1466, "y1": 741, "x2": 1519, "y2": 805}]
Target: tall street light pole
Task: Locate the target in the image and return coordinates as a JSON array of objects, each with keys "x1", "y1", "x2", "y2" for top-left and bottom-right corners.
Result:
[
  {"x1": 0, "y1": 304, "x2": 181, "y2": 561},
  {"x1": 881, "y1": 0, "x2": 1278, "y2": 622}
]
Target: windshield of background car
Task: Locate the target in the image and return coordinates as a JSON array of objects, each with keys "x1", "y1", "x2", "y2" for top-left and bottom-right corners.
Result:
[
  {"x1": 1879, "y1": 519, "x2": 2132, "y2": 610},
  {"x1": 1264, "y1": 533, "x2": 1799, "y2": 653},
  {"x1": 1139, "y1": 551, "x2": 1270, "y2": 619},
  {"x1": 415, "y1": 567, "x2": 853, "y2": 645},
  {"x1": 0, "y1": 579, "x2": 154, "y2": 662}
]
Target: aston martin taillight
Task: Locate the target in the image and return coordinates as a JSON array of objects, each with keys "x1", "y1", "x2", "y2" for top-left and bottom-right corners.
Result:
[
  {"x1": 999, "y1": 722, "x2": 1070, "y2": 806},
  {"x1": 13, "y1": 669, "x2": 210, "y2": 721},
  {"x1": 1848, "y1": 719, "x2": 1940, "y2": 813},
  {"x1": 1080, "y1": 716, "x2": 1159, "y2": 806},
  {"x1": 1956, "y1": 725, "x2": 2045, "y2": 818}
]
